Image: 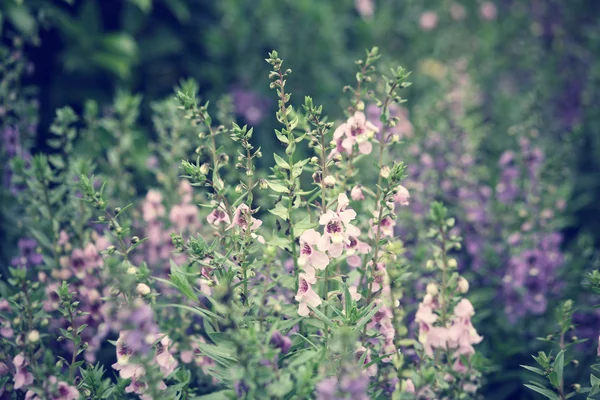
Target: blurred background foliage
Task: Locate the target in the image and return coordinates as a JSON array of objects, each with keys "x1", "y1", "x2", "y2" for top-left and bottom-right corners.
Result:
[{"x1": 2, "y1": 0, "x2": 600, "y2": 398}]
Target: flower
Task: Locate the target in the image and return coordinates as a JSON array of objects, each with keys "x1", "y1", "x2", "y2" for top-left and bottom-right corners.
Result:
[
  {"x1": 13, "y1": 353, "x2": 34, "y2": 389},
  {"x1": 142, "y1": 190, "x2": 165, "y2": 222},
  {"x1": 332, "y1": 111, "x2": 378, "y2": 156},
  {"x1": 319, "y1": 193, "x2": 357, "y2": 257},
  {"x1": 479, "y1": 2, "x2": 497, "y2": 20},
  {"x1": 229, "y1": 204, "x2": 262, "y2": 232},
  {"x1": 155, "y1": 335, "x2": 178, "y2": 376},
  {"x1": 270, "y1": 331, "x2": 292, "y2": 354},
  {"x1": 345, "y1": 225, "x2": 371, "y2": 268},
  {"x1": 207, "y1": 204, "x2": 230, "y2": 226},
  {"x1": 295, "y1": 273, "x2": 322, "y2": 316},
  {"x1": 420, "y1": 11, "x2": 438, "y2": 30},
  {"x1": 394, "y1": 185, "x2": 410, "y2": 206},
  {"x1": 298, "y1": 229, "x2": 330, "y2": 279},
  {"x1": 54, "y1": 381, "x2": 79, "y2": 400},
  {"x1": 355, "y1": 346, "x2": 377, "y2": 376},
  {"x1": 351, "y1": 185, "x2": 365, "y2": 201}
]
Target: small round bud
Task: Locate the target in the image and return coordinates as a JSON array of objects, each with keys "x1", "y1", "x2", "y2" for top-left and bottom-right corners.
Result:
[
  {"x1": 219, "y1": 153, "x2": 229, "y2": 163},
  {"x1": 310, "y1": 156, "x2": 319, "y2": 165},
  {"x1": 27, "y1": 330, "x2": 40, "y2": 343},
  {"x1": 323, "y1": 175, "x2": 336, "y2": 188},
  {"x1": 259, "y1": 179, "x2": 269, "y2": 190},
  {"x1": 255, "y1": 151, "x2": 262, "y2": 158},
  {"x1": 447, "y1": 258, "x2": 458, "y2": 269},
  {"x1": 114, "y1": 207, "x2": 122, "y2": 214},
  {"x1": 235, "y1": 185, "x2": 243, "y2": 193},
  {"x1": 425, "y1": 260, "x2": 435, "y2": 270},
  {"x1": 56, "y1": 360, "x2": 64, "y2": 368},
  {"x1": 136, "y1": 283, "x2": 151, "y2": 296},
  {"x1": 333, "y1": 154, "x2": 343, "y2": 162},
  {"x1": 127, "y1": 266, "x2": 138, "y2": 275},
  {"x1": 573, "y1": 384, "x2": 581, "y2": 392},
  {"x1": 426, "y1": 283, "x2": 438, "y2": 296},
  {"x1": 131, "y1": 236, "x2": 140, "y2": 244},
  {"x1": 457, "y1": 277, "x2": 469, "y2": 294},
  {"x1": 356, "y1": 101, "x2": 365, "y2": 111}
]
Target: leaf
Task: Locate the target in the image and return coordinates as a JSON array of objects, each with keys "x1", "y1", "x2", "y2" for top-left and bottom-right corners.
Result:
[
  {"x1": 294, "y1": 216, "x2": 316, "y2": 238},
  {"x1": 269, "y1": 203, "x2": 289, "y2": 220},
  {"x1": 354, "y1": 301, "x2": 384, "y2": 331},
  {"x1": 268, "y1": 236, "x2": 291, "y2": 250},
  {"x1": 523, "y1": 384, "x2": 560, "y2": 400},
  {"x1": 169, "y1": 259, "x2": 196, "y2": 302},
  {"x1": 196, "y1": 342, "x2": 237, "y2": 367},
  {"x1": 267, "y1": 180, "x2": 288, "y2": 193},
  {"x1": 520, "y1": 365, "x2": 546, "y2": 375},
  {"x1": 154, "y1": 303, "x2": 223, "y2": 322},
  {"x1": 307, "y1": 305, "x2": 336, "y2": 329},
  {"x1": 274, "y1": 153, "x2": 290, "y2": 170},
  {"x1": 287, "y1": 350, "x2": 318, "y2": 369},
  {"x1": 553, "y1": 350, "x2": 564, "y2": 389}
]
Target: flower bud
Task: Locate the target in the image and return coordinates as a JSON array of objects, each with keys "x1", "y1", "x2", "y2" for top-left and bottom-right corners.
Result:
[
  {"x1": 426, "y1": 283, "x2": 438, "y2": 296},
  {"x1": 356, "y1": 101, "x2": 365, "y2": 111},
  {"x1": 259, "y1": 179, "x2": 269, "y2": 190},
  {"x1": 127, "y1": 266, "x2": 138, "y2": 275},
  {"x1": 310, "y1": 156, "x2": 319, "y2": 165},
  {"x1": 447, "y1": 258, "x2": 458, "y2": 269},
  {"x1": 323, "y1": 175, "x2": 336, "y2": 188},
  {"x1": 200, "y1": 164, "x2": 210, "y2": 175},
  {"x1": 136, "y1": 283, "x2": 151, "y2": 296},
  {"x1": 131, "y1": 236, "x2": 140, "y2": 244},
  {"x1": 27, "y1": 330, "x2": 40, "y2": 344},
  {"x1": 235, "y1": 185, "x2": 243, "y2": 193},
  {"x1": 380, "y1": 166, "x2": 391, "y2": 179},
  {"x1": 351, "y1": 185, "x2": 365, "y2": 201},
  {"x1": 312, "y1": 171, "x2": 322, "y2": 184},
  {"x1": 425, "y1": 260, "x2": 435, "y2": 270},
  {"x1": 457, "y1": 277, "x2": 469, "y2": 294},
  {"x1": 333, "y1": 154, "x2": 343, "y2": 162}
]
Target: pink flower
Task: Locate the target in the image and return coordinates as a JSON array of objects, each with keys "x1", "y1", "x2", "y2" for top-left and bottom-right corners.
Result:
[
  {"x1": 229, "y1": 204, "x2": 262, "y2": 232},
  {"x1": 54, "y1": 382, "x2": 79, "y2": 400},
  {"x1": 295, "y1": 273, "x2": 322, "y2": 316},
  {"x1": 319, "y1": 193, "x2": 357, "y2": 257},
  {"x1": 169, "y1": 203, "x2": 199, "y2": 231},
  {"x1": 207, "y1": 204, "x2": 231, "y2": 226},
  {"x1": 371, "y1": 262, "x2": 388, "y2": 292},
  {"x1": 299, "y1": 229, "x2": 330, "y2": 279},
  {"x1": 479, "y1": 2, "x2": 497, "y2": 20},
  {"x1": 348, "y1": 286, "x2": 362, "y2": 301},
  {"x1": 142, "y1": 190, "x2": 165, "y2": 222},
  {"x1": 333, "y1": 112, "x2": 378, "y2": 156},
  {"x1": 351, "y1": 185, "x2": 365, "y2": 201},
  {"x1": 13, "y1": 353, "x2": 33, "y2": 389},
  {"x1": 369, "y1": 210, "x2": 395, "y2": 239},
  {"x1": 345, "y1": 225, "x2": 370, "y2": 268},
  {"x1": 420, "y1": 11, "x2": 438, "y2": 30},
  {"x1": 404, "y1": 379, "x2": 416, "y2": 393},
  {"x1": 355, "y1": 0, "x2": 374, "y2": 18},
  {"x1": 155, "y1": 335, "x2": 178, "y2": 376},
  {"x1": 394, "y1": 185, "x2": 410, "y2": 206},
  {"x1": 355, "y1": 346, "x2": 377, "y2": 376}
]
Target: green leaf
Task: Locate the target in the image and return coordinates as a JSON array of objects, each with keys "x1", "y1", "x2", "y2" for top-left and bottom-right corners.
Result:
[
  {"x1": 267, "y1": 180, "x2": 288, "y2": 193},
  {"x1": 294, "y1": 216, "x2": 316, "y2": 238},
  {"x1": 523, "y1": 384, "x2": 560, "y2": 400},
  {"x1": 553, "y1": 350, "x2": 564, "y2": 389},
  {"x1": 169, "y1": 259, "x2": 196, "y2": 302},
  {"x1": 354, "y1": 301, "x2": 383, "y2": 332},
  {"x1": 274, "y1": 153, "x2": 290, "y2": 170},
  {"x1": 269, "y1": 203, "x2": 289, "y2": 220},
  {"x1": 275, "y1": 129, "x2": 289, "y2": 144},
  {"x1": 287, "y1": 350, "x2": 318, "y2": 369},
  {"x1": 520, "y1": 365, "x2": 546, "y2": 375},
  {"x1": 268, "y1": 236, "x2": 291, "y2": 250},
  {"x1": 307, "y1": 305, "x2": 336, "y2": 329}
]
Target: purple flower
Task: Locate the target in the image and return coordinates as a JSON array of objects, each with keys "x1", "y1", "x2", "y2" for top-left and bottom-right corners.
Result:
[
  {"x1": 270, "y1": 331, "x2": 292, "y2": 354},
  {"x1": 11, "y1": 238, "x2": 43, "y2": 268}
]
